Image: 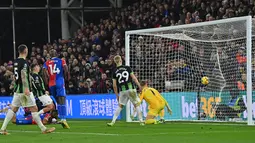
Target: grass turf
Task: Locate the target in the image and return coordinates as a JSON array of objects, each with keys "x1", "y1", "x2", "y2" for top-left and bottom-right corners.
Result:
[{"x1": 0, "y1": 121, "x2": 254, "y2": 143}]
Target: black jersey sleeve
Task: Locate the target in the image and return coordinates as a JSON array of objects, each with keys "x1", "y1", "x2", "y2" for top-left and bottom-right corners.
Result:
[
  {"x1": 127, "y1": 66, "x2": 133, "y2": 75},
  {"x1": 112, "y1": 69, "x2": 117, "y2": 79}
]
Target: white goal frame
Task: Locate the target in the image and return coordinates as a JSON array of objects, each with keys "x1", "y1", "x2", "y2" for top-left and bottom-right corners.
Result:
[{"x1": 125, "y1": 16, "x2": 253, "y2": 125}]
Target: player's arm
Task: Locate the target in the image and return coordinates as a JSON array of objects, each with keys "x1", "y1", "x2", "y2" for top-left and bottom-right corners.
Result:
[
  {"x1": 139, "y1": 91, "x2": 144, "y2": 102},
  {"x1": 42, "y1": 63, "x2": 49, "y2": 87},
  {"x1": 112, "y1": 79, "x2": 119, "y2": 101},
  {"x1": 155, "y1": 90, "x2": 172, "y2": 115},
  {"x1": 62, "y1": 59, "x2": 70, "y2": 81},
  {"x1": 130, "y1": 74, "x2": 141, "y2": 92},
  {"x1": 127, "y1": 67, "x2": 141, "y2": 91},
  {"x1": 161, "y1": 95, "x2": 172, "y2": 115},
  {"x1": 21, "y1": 66, "x2": 30, "y2": 95}
]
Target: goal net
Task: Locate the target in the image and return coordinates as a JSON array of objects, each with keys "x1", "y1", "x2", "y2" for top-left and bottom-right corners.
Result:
[{"x1": 125, "y1": 16, "x2": 254, "y2": 125}]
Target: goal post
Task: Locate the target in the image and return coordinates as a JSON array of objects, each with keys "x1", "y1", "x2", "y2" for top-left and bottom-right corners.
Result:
[{"x1": 125, "y1": 16, "x2": 254, "y2": 125}]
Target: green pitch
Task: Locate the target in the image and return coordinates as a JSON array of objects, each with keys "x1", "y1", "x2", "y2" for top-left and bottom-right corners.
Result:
[{"x1": 0, "y1": 121, "x2": 254, "y2": 143}]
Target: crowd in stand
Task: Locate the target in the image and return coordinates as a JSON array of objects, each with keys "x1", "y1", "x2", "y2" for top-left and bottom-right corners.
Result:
[{"x1": 0, "y1": 0, "x2": 253, "y2": 95}]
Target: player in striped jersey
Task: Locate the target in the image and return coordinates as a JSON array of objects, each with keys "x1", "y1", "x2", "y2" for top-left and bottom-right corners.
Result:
[
  {"x1": 0, "y1": 45, "x2": 55, "y2": 135},
  {"x1": 31, "y1": 64, "x2": 55, "y2": 118},
  {"x1": 107, "y1": 55, "x2": 144, "y2": 126}
]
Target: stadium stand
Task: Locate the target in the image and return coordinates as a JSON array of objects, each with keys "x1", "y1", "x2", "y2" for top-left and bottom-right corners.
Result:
[{"x1": 0, "y1": 0, "x2": 253, "y2": 95}]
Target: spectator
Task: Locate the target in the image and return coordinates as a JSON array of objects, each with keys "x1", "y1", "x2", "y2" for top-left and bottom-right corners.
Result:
[
  {"x1": 77, "y1": 81, "x2": 88, "y2": 94},
  {"x1": 89, "y1": 52, "x2": 99, "y2": 64},
  {"x1": 2, "y1": 0, "x2": 255, "y2": 95},
  {"x1": 0, "y1": 88, "x2": 7, "y2": 95},
  {"x1": 97, "y1": 73, "x2": 108, "y2": 93},
  {"x1": 67, "y1": 82, "x2": 77, "y2": 94}
]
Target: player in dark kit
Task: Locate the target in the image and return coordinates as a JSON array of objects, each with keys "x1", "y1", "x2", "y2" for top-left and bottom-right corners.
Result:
[
  {"x1": 31, "y1": 64, "x2": 55, "y2": 118},
  {"x1": 0, "y1": 44, "x2": 55, "y2": 135},
  {"x1": 107, "y1": 55, "x2": 144, "y2": 126}
]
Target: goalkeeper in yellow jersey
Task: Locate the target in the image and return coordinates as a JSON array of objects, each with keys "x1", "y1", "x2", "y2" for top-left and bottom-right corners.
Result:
[{"x1": 140, "y1": 81, "x2": 172, "y2": 124}]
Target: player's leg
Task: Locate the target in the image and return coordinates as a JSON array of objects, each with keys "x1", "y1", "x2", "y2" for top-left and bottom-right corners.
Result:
[
  {"x1": 26, "y1": 92, "x2": 55, "y2": 134},
  {"x1": 0, "y1": 93, "x2": 20, "y2": 135},
  {"x1": 130, "y1": 107, "x2": 137, "y2": 121},
  {"x1": 159, "y1": 109, "x2": 165, "y2": 123},
  {"x1": 55, "y1": 82, "x2": 70, "y2": 129},
  {"x1": 56, "y1": 96, "x2": 69, "y2": 128},
  {"x1": 29, "y1": 105, "x2": 55, "y2": 133},
  {"x1": 56, "y1": 96, "x2": 66, "y2": 121},
  {"x1": 107, "y1": 91, "x2": 127, "y2": 126},
  {"x1": 38, "y1": 95, "x2": 55, "y2": 115},
  {"x1": 145, "y1": 115, "x2": 157, "y2": 124},
  {"x1": 129, "y1": 89, "x2": 144, "y2": 125},
  {"x1": 56, "y1": 85, "x2": 67, "y2": 118},
  {"x1": 145, "y1": 109, "x2": 158, "y2": 125}
]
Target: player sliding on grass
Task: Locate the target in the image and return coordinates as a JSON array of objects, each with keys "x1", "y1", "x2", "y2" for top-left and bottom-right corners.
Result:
[
  {"x1": 139, "y1": 80, "x2": 172, "y2": 124},
  {"x1": 148, "y1": 106, "x2": 166, "y2": 123},
  {"x1": 31, "y1": 63, "x2": 55, "y2": 119},
  {"x1": 107, "y1": 55, "x2": 144, "y2": 126},
  {"x1": 0, "y1": 104, "x2": 58, "y2": 125}
]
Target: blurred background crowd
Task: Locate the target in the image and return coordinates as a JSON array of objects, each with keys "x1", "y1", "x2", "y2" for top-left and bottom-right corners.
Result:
[{"x1": 0, "y1": 0, "x2": 254, "y2": 95}]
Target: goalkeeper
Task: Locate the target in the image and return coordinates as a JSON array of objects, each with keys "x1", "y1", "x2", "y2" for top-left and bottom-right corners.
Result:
[{"x1": 139, "y1": 81, "x2": 172, "y2": 124}]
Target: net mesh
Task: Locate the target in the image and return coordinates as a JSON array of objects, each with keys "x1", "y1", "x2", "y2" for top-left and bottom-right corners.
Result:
[{"x1": 127, "y1": 18, "x2": 254, "y2": 122}]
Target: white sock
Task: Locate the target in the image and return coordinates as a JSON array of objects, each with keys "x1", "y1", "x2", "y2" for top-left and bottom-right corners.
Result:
[
  {"x1": 112, "y1": 107, "x2": 122, "y2": 123},
  {"x1": 1, "y1": 109, "x2": 15, "y2": 131},
  {"x1": 135, "y1": 106, "x2": 143, "y2": 122},
  {"x1": 32, "y1": 112, "x2": 46, "y2": 132},
  {"x1": 132, "y1": 108, "x2": 137, "y2": 117},
  {"x1": 38, "y1": 109, "x2": 44, "y2": 115}
]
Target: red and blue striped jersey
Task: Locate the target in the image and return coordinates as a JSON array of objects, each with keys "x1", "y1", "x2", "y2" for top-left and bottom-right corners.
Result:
[{"x1": 43, "y1": 58, "x2": 66, "y2": 87}]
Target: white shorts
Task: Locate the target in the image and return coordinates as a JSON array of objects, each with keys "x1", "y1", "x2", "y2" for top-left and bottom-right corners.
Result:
[
  {"x1": 119, "y1": 89, "x2": 140, "y2": 106},
  {"x1": 38, "y1": 95, "x2": 53, "y2": 106},
  {"x1": 12, "y1": 92, "x2": 36, "y2": 107}
]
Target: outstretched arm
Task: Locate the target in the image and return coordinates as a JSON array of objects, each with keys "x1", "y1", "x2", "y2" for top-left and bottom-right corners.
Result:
[
  {"x1": 158, "y1": 93, "x2": 172, "y2": 115},
  {"x1": 130, "y1": 73, "x2": 141, "y2": 91}
]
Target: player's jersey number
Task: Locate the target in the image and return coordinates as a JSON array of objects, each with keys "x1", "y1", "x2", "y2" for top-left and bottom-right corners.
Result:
[
  {"x1": 49, "y1": 64, "x2": 60, "y2": 75},
  {"x1": 116, "y1": 71, "x2": 129, "y2": 83},
  {"x1": 14, "y1": 67, "x2": 18, "y2": 80}
]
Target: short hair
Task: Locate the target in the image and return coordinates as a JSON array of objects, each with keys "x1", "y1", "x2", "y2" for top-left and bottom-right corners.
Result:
[
  {"x1": 140, "y1": 80, "x2": 148, "y2": 87},
  {"x1": 49, "y1": 49, "x2": 57, "y2": 57},
  {"x1": 31, "y1": 63, "x2": 39, "y2": 70},
  {"x1": 114, "y1": 55, "x2": 122, "y2": 64},
  {"x1": 18, "y1": 44, "x2": 28, "y2": 53}
]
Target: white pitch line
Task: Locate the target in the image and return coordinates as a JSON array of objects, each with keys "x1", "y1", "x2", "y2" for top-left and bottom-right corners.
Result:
[
  {"x1": 8, "y1": 130, "x2": 252, "y2": 136},
  {"x1": 170, "y1": 122, "x2": 248, "y2": 126},
  {"x1": 65, "y1": 121, "x2": 249, "y2": 127},
  {"x1": 9, "y1": 130, "x2": 120, "y2": 136},
  {"x1": 0, "y1": 120, "x2": 251, "y2": 127}
]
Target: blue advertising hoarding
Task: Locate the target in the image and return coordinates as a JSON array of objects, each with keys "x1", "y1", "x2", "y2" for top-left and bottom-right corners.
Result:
[
  {"x1": 130, "y1": 91, "x2": 255, "y2": 120},
  {"x1": 0, "y1": 94, "x2": 120, "y2": 119},
  {"x1": 1, "y1": 92, "x2": 255, "y2": 120}
]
